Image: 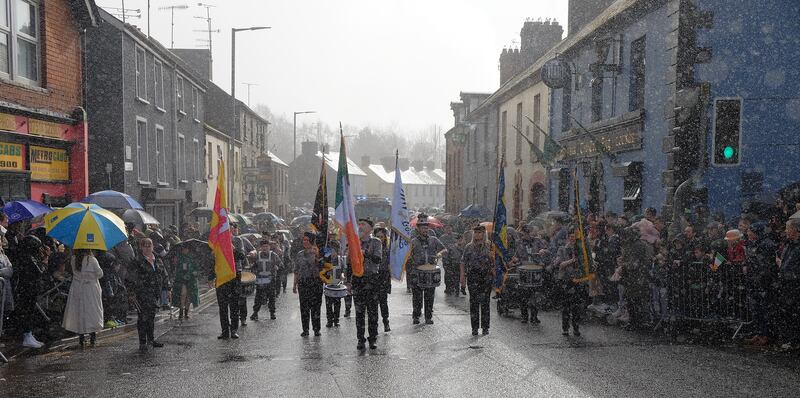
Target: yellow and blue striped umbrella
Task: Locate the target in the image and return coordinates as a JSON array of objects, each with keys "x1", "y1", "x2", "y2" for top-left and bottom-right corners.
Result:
[{"x1": 45, "y1": 203, "x2": 128, "y2": 250}]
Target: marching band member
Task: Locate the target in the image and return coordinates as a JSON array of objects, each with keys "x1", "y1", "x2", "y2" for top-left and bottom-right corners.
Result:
[
  {"x1": 250, "y1": 239, "x2": 282, "y2": 321},
  {"x1": 373, "y1": 226, "x2": 392, "y2": 332},
  {"x1": 293, "y1": 232, "x2": 324, "y2": 337},
  {"x1": 408, "y1": 214, "x2": 447, "y2": 325},
  {"x1": 460, "y1": 225, "x2": 494, "y2": 335},
  {"x1": 512, "y1": 225, "x2": 549, "y2": 324},
  {"x1": 350, "y1": 219, "x2": 384, "y2": 350}
]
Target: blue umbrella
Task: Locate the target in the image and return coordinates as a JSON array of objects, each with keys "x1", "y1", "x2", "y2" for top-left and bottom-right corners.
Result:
[
  {"x1": 82, "y1": 190, "x2": 144, "y2": 210},
  {"x1": 2, "y1": 200, "x2": 53, "y2": 223},
  {"x1": 45, "y1": 203, "x2": 128, "y2": 250}
]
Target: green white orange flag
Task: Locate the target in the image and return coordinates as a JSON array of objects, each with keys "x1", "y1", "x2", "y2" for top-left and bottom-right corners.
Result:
[
  {"x1": 334, "y1": 126, "x2": 363, "y2": 276},
  {"x1": 208, "y1": 161, "x2": 236, "y2": 287}
]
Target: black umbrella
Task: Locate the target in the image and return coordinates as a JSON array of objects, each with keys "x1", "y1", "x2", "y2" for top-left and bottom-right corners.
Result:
[{"x1": 167, "y1": 239, "x2": 214, "y2": 273}]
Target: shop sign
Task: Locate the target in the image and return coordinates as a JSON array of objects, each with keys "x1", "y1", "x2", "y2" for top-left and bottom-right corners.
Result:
[
  {"x1": 30, "y1": 146, "x2": 70, "y2": 182},
  {"x1": 559, "y1": 120, "x2": 643, "y2": 161},
  {"x1": 542, "y1": 57, "x2": 571, "y2": 89},
  {"x1": 28, "y1": 119, "x2": 70, "y2": 139},
  {"x1": 0, "y1": 142, "x2": 24, "y2": 171},
  {"x1": 0, "y1": 113, "x2": 17, "y2": 131}
]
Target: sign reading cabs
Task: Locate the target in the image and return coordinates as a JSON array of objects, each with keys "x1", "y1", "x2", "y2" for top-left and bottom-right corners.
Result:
[
  {"x1": 30, "y1": 146, "x2": 70, "y2": 182},
  {"x1": 0, "y1": 142, "x2": 24, "y2": 171}
]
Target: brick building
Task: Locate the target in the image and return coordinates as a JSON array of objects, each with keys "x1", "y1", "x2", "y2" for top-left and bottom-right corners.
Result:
[{"x1": 0, "y1": 0, "x2": 98, "y2": 205}]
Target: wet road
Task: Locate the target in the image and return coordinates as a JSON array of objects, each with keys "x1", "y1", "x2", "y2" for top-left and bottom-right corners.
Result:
[{"x1": 2, "y1": 276, "x2": 799, "y2": 398}]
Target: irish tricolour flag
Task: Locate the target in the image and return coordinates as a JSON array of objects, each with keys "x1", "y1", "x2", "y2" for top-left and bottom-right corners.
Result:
[{"x1": 334, "y1": 128, "x2": 364, "y2": 277}]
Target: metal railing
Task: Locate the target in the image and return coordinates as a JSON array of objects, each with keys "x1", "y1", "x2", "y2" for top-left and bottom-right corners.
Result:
[{"x1": 668, "y1": 260, "x2": 752, "y2": 338}]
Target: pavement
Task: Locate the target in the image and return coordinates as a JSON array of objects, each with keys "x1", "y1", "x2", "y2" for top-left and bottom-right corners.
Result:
[{"x1": 1, "y1": 276, "x2": 799, "y2": 398}]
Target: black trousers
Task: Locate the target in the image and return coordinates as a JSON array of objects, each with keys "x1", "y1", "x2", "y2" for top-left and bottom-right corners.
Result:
[
  {"x1": 353, "y1": 276, "x2": 380, "y2": 343},
  {"x1": 216, "y1": 281, "x2": 240, "y2": 336},
  {"x1": 444, "y1": 264, "x2": 461, "y2": 295},
  {"x1": 411, "y1": 284, "x2": 435, "y2": 320},
  {"x1": 519, "y1": 288, "x2": 538, "y2": 321},
  {"x1": 468, "y1": 280, "x2": 492, "y2": 331},
  {"x1": 560, "y1": 283, "x2": 582, "y2": 332},
  {"x1": 325, "y1": 295, "x2": 341, "y2": 323},
  {"x1": 344, "y1": 294, "x2": 352, "y2": 314},
  {"x1": 252, "y1": 283, "x2": 276, "y2": 316},
  {"x1": 378, "y1": 289, "x2": 389, "y2": 323},
  {"x1": 137, "y1": 307, "x2": 156, "y2": 344},
  {"x1": 298, "y1": 279, "x2": 323, "y2": 332}
]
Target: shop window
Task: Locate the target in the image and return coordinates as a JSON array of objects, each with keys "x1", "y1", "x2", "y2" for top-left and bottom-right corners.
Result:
[
  {"x1": 0, "y1": 171, "x2": 29, "y2": 201},
  {"x1": 558, "y1": 168, "x2": 571, "y2": 212},
  {"x1": 622, "y1": 163, "x2": 643, "y2": 215}
]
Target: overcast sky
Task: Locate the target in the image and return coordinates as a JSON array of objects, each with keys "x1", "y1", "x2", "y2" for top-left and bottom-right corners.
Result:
[{"x1": 97, "y1": 0, "x2": 568, "y2": 133}]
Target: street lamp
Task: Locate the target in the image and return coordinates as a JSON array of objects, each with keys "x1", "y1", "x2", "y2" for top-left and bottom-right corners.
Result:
[
  {"x1": 158, "y1": 4, "x2": 189, "y2": 48},
  {"x1": 293, "y1": 111, "x2": 316, "y2": 161},
  {"x1": 231, "y1": 26, "x2": 271, "y2": 100}
]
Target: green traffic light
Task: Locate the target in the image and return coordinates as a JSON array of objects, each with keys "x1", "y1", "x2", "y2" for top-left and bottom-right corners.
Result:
[{"x1": 723, "y1": 146, "x2": 735, "y2": 159}]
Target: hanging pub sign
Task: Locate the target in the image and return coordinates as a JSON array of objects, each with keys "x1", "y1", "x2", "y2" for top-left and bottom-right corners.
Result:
[
  {"x1": 541, "y1": 57, "x2": 571, "y2": 89},
  {"x1": 30, "y1": 146, "x2": 70, "y2": 182},
  {"x1": 0, "y1": 142, "x2": 24, "y2": 171}
]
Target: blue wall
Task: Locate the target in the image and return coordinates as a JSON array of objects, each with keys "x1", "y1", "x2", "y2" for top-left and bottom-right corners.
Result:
[
  {"x1": 696, "y1": 0, "x2": 800, "y2": 217},
  {"x1": 549, "y1": 4, "x2": 671, "y2": 215}
]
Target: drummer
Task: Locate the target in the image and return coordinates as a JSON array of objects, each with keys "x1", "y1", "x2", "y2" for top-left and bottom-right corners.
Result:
[
  {"x1": 250, "y1": 239, "x2": 282, "y2": 321},
  {"x1": 460, "y1": 225, "x2": 494, "y2": 335},
  {"x1": 408, "y1": 214, "x2": 447, "y2": 325},
  {"x1": 512, "y1": 225, "x2": 549, "y2": 324}
]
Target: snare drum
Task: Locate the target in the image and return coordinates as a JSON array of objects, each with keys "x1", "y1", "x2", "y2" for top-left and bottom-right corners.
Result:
[
  {"x1": 240, "y1": 271, "x2": 256, "y2": 285},
  {"x1": 324, "y1": 283, "x2": 349, "y2": 298},
  {"x1": 415, "y1": 264, "x2": 442, "y2": 288},
  {"x1": 518, "y1": 264, "x2": 544, "y2": 288}
]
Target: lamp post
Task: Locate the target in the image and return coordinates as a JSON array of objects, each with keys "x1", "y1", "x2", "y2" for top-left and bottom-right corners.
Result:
[
  {"x1": 293, "y1": 111, "x2": 316, "y2": 161},
  {"x1": 230, "y1": 26, "x2": 270, "y2": 209},
  {"x1": 158, "y1": 4, "x2": 189, "y2": 48}
]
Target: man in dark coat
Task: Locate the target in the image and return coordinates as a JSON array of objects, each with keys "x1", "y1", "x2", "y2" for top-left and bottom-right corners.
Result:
[
  {"x1": 778, "y1": 219, "x2": 800, "y2": 348},
  {"x1": 294, "y1": 232, "x2": 323, "y2": 337},
  {"x1": 350, "y1": 219, "x2": 384, "y2": 350},
  {"x1": 13, "y1": 235, "x2": 47, "y2": 348},
  {"x1": 373, "y1": 226, "x2": 392, "y2": 332}
]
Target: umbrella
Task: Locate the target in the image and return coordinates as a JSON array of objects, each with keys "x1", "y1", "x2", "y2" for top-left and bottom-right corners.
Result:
[
  {"x1": 790, "y1": 210, "x2": 800, "y2": 220},
  {"x1": 45, "y1": 203, "x2": 128, "y2": 250},
  {"x1": 189, "y1": 207, "x2": 213, "y2": 219},
  {"x1": 459, "y1": 204, "x2": 490, "y2": 218},
  {"x1": 82, "y1": 190, "x2": 144, "y2": 210},
  {"x1": 290, "y1": 214, "x2": 312, "y2": 228},
  {"x1": 122, "y1": 209, "x2": 160, "y2": 232},
  {"x1": 228, "y1": 213, "x2": 252, "y2": 225},
  {"x1": 2, "y1": 200, "x2": 52, "y2": 223},
  {"x1": 167, "y1": 239, "x2": 214, "y2": 272},
  {"x1": 410, "y1": 215, "x2": 443, "y2": 228}
]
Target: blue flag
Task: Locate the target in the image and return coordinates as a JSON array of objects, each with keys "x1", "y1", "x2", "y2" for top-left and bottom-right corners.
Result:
[{"x1": 492, "y1": 160, "x2": 511, "y2": 290}]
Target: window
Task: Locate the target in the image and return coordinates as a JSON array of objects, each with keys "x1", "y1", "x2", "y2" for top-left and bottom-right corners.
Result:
[
  {"x1": 176, "y1": 75, "x2": 185, "y2": 113},
  {"x1": 193, "y1": 139, "x2": 200, "y2": 181},
  {"x1": 155, "y1": 125, "x2": 166, "y2": 183},
  {"x1": 207, "y1": 142, "x2": 213, "y2": 178},
  {"x1": 136, "y1": 118, "x2": 149, "y2": 182},
  {"x1": 629, "y1": 36, "x2": 646, "y2": 111},
  {"x1": 153, "y1": 59, "x2": 164, "y2": 109},
  {"x1": 515, "y1": 102, "x2": 523, "y2": 162},
  {"x1": 501, "y1": 111, "x2": 507, "y2": 159},
  {"x1": 483, "y1": 116, "x2": 489, "y2": 164},
  {"x1": 0, "y1": 0, "x2": 40, "y2": 84},
  {"x1": 177, "y1": 134, "x2": 186, "y2": 182},
  {"x1": 135, "y1": 47, "x2": 147, "y2": 100},
  {"x1": 562, "y1": 76, "x2": 573, "y2": 132},
  {"x1": 591, "y1": 77, "x2": 603, "y2": 122},
  {"x1": 191, "y1": 86, "x2": 199, "y2": 120}
]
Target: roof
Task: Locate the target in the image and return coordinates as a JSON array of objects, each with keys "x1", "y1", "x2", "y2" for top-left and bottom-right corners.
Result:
[
  {"x1": 68, "y1": 0, "x2": 100, "y2": 29},
  {"x1": 467, "y1": 0, "x2": 642, "y2": 119},
  {"x1": 366, "y1": 164, "x2": 445, "y2": 186},
  {"x1": 267, "y1": 151, "x2": 288, "y2": 168},
  {"x1": 316, "y1": 151, "x2": 367, "y2": 176}
]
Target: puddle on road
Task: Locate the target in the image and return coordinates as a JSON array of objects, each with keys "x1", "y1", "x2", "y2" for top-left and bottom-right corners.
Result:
[{"x1": 218, "y1": 354, "x2": 274, "y2": 363}]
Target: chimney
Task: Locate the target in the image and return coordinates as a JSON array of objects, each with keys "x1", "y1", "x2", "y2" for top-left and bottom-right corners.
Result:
[
  {"x1": 520, "y1": 19, "x2": 563, "y2": 66},
  {"x1": 361, "y1": 155, "x2": 371, "y2": 169},
  {"x1": 301, "y1": 141, "x2": 319, "y2": 157},
  {"x1": 380, "y1": 156, "x2": 394, "y2": 172},
  {"x1": 412, "y1": 160, "x2": 423, "y2": 171},
  {"x1": 399, "y1": 158, "x2": 410, "y2": 171},
  {"x1": 499, "y1": 48, "x2": 522, "y2": 85},
  {"x1": 568, "y1": 0, "x2": 615, "y2": 36},
  {"x1": 424, "y1": 161, "x2": 435, "y2": 170}
]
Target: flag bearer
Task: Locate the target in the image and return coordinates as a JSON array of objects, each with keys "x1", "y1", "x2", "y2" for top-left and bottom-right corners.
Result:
[
  {"x1": 350, "y1": 219, "x2": 383, "y2": 350},
  {"x1": 294, "y1": 232, "x2": 324, "y2": 337}
]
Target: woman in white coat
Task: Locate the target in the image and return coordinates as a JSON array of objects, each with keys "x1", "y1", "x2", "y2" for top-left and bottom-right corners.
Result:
[{"x1": 62, "y1": 249, "x2": 104, "y2": 347}]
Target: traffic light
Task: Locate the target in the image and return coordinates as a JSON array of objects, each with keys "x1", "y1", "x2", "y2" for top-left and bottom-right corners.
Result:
[{"x1": 712, "y1": 98, "x2": 742, "y2": 165}]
